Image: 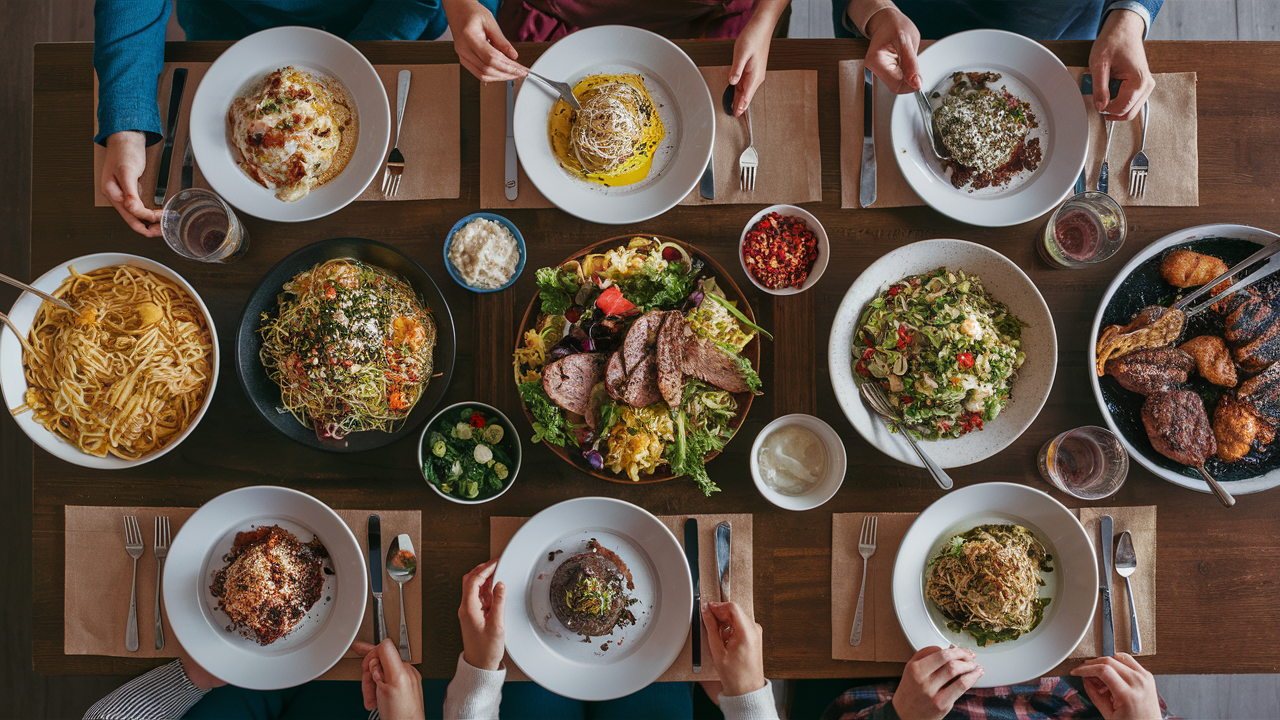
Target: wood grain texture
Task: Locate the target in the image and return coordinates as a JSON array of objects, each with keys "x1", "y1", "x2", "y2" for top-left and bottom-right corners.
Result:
[{"x1": 22, "y1": 40, "x2": 1280, "y2": 688}]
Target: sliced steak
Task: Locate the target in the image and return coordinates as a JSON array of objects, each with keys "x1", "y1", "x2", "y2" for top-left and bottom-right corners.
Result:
[
  {"x1": 604, "y1": 351, "x2": 628, "y2": 403},
  {"x1": 1141, "y1": 390, "x2": 1216, "y2": 466},
  {"x1": 656, "y1": 311, "x2": 686, "y2": 408},
  {"x1": 541, "y1": 352, "x2": 607, "y2": 416},
  {"x1": 622, "y1": 310, "x2": 665, "y2": 374},
  {"x1": 621, "y1": 354, "x2": 663, "y2": 407},
  {"x1": 678, "y1": 331, "x2": 752, "y2": 394}
]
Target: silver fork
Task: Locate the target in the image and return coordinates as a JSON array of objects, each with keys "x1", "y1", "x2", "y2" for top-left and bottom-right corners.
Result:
[
  {"x1": 860, "y1": 383, "x2": 954, "y2": 490},
  {"x1": 154, "y1": 516, "x2": 170, "y2": 650},
  {"x1": 849, "y1": 515, "x2": 878, "y2": 645},
  {"x1": 123, "y1": 516, "x2": 144, "y2": 652},
  {"x1": 381, "y1": 70, "x2": 411, "y2": 197},
  {"x1": 738, "y1": 104, "x2": 758, "y2": 191},
  {"x1": 1128, "y1": 100, "x2": 1149, "y2": 198}
]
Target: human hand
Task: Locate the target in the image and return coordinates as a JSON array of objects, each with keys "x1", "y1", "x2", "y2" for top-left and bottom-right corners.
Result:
[
  {"x1": 1089, "y1": 9, "x2": 1154, "y2": 121},
  {"x1": 353, "y1": 638, "x2": 425, "y2": 720},
  {"x1": 459, "y1": 559, "x2": 506, "y2": 671},
  {"x1": 862, "y1": 6, "x2": 922, "y2": 94},
  {"x1": 178, "y1": 651, "x2": 226, "y2": 691},
  {"x1": 700, "y1": 601, "x2": 766, "y2": 698},
  {"x1": 444, "y1": 0, "x2": 526, "y2": 82},
  {"x1": 727, "y1": 0, "x2": 787, "y2": 116},
  {"x1": 101, "y1": 130, "x2": 161, "y2": 237},
  {"x1": 1071, "y1": 653, "x2": 1162, "y2": 720},
  {"x1": 891, "y1": 646, "x2": 984, "y2": 720}
]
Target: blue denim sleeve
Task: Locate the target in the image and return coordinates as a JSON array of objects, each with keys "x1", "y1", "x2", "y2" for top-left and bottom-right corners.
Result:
[
  {"x1": 348, "y1": 0, "x2": 501, "y2": 41},
  {"x1": 93, "y1": 0, "x2": 170, "y2": 146}
]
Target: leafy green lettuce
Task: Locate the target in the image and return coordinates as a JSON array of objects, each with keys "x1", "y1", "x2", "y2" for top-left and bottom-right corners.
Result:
[
  {"x1": 618, "y1": 258, "x2": 702, "y2": 313},
  {"x1": 536, "y1": 267, "x2": 582, "y2": 316},
  {"x1": 518, "y1": 381, "x2": 576, "y2": 447}
]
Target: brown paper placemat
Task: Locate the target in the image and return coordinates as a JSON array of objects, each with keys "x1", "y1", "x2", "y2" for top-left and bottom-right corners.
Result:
[
  {"x1": 831, "y1": 506, "x2": 1155, "y2": 663},
  {"x1": 479, "y1": 78, "x2": 554, "y2": 209},
  {"x1": 94, "y1": 63, "x2": 460, "y2": 207},
  {"x1": 679, "y1": 67, "x2": 821, "y2": 206},
  {"x1": 64, "y1": 506, "x2": 422, "y2": 681},
  {"x1": 491, "y1": 513, "x2": 752, "y2": 683},
  {"x1": 840, "y1": 58, "x2": 1198, "y2": 209}
]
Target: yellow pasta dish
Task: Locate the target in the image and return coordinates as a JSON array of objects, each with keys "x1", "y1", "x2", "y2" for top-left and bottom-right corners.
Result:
[
  {"x1": 16, "y1": 265, "x2": 214, "y2": 459},
  {"x1": 228, "y1": 66, "x2": 358, "y2": 202},
  {"x1": 548, "y1": 74, "x2": 665, "y2": 187}
]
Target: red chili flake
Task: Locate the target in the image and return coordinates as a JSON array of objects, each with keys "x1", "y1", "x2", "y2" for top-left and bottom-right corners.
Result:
[
  {"x1": 957, "y1": 352, "x2": 974, "y2": 369},
  {"x1": 470, "y1": 411, "x2": 486, "y2": 428},
  {"x1": 740, "y1": 212, "x2": 820, "y2": 290},
  {"x1": 861, "y1": 347, "x2": 875, "y2": 360},
  {"x1": 887, "y1": 285, "x2": 901, "y2": 297}
]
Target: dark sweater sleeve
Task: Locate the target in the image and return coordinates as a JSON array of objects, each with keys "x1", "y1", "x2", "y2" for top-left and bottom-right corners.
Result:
[
  {"x1": 93, "y1": 0, "x2": 170, "y2": 145},
  {"x1": 348, "y1": 0, "x2": 448, "y2": 41}
]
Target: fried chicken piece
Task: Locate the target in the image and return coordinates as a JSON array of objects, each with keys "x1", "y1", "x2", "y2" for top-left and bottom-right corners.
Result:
[
  {"x1": 1160, "y1": 250, "x2": 1229, "y2": 289},
  {"x1": 1179, "y1": 335, "x2": 1237, "y2": 387},
  {"x1": 1142, "y1": 390, "x2": 1216, "y2": 467},
  {"x1": 1213, "y1": 395, "x2": 1275, "y2": 462},
  {"x1": 1104, "y1": 347, "x2": 1195, "y2": 395}
]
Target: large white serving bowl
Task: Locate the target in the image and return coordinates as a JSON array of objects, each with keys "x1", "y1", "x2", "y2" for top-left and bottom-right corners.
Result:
[
  {"x1": 513, "y1": 25, "x2": 715, "y2": 224},
  {"x1": 189, "y1": 26, "x2": 390, "y2": 222},
  {"x1": 828, "y1": 239, "x2": 1056, "y2": 468},
  {"x1": 1089, "y1": 223, "x2": 1280, "y2": 495},
  {"x1": 494, "y1": 497, "x2": 692, "y2": 701},
  {"x1": 889, "y1": 29, "x2": 1088, "y2": 227},
  {"x1": 164, "y1": 486, "x2": 367, "y2": 690},
  {"x1": 893, "y1": 482, "x2": 1097, "y2": 687},
  {"x1": 0, "y1": 253, "x2": 219, "y2": 469}
]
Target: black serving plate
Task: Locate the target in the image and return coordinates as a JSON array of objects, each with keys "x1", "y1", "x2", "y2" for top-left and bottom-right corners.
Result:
[
  {"x1": 1098, "y1": 236, "x2": 1280, "y2": 483},
  {"x1": 235, "y1": 238, "x2": 456, "y2": 453}
]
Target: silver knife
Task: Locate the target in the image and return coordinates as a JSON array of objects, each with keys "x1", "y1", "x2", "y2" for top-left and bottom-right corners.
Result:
[
  {"x1": 369, "y1": 515, "x2": 387, "y2": 645},
  {"x1": 684, "y1": 518, "x2": 701, "y2": 673},
  {"x1": 1099, "y1": 514, "x2": 1115, "y2": 657},
  {"x1": 154, "y1": 67, "x2": 188, "y2": 206},
  {"x1": 505, "y1": 80, "x2": 518, "y2": 201},
  {"x1": 699, "y1": 156, "x2": 714, "y2": 199},
  {"x1": 180, "y1": 133, "x2": 193, "y2": 191},
  {"x1": 715, "y1": 521, "x2": 730, "y2": 602},
  {"x1": 859, "y1": 67, "x2": 876, "y2": 208}
]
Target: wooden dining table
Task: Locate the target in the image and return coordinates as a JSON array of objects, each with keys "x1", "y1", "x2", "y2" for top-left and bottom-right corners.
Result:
[{"x1": 25, "y1": 38, "x2": 1280, "y2": 680}]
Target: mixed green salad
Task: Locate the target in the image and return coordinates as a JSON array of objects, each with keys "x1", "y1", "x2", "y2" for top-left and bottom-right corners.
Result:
[
  {"x1": 854, "y1": 267, "x2": 1026, "y2": 440},
  {"x1": 422, "y1": 406, "x2": 517, "y2": 500}
]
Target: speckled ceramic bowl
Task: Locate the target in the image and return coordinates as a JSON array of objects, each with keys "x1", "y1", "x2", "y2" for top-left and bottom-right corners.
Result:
[{"x1": 828, "y1": 239, "x2": 1056, "y2": 469}]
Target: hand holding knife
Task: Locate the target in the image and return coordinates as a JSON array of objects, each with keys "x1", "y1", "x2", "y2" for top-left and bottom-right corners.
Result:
[{"x1": 369, "y1": 515, "x2": 387, "y2": 645}]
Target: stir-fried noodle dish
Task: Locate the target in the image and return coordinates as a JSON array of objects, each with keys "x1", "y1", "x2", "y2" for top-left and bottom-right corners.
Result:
[
  {"x1": 925, "y1": 524, "x2": 1053, "y2": 646},
  {"x1": 258, "y1": 258, "x2": 436, "y2": 440},
  {"x1": 16, "y1": 265, "x2": 214, "y2": 459}
]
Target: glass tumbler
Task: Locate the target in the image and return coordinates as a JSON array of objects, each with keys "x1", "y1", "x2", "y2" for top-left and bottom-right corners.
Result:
[
  {"x1": 161, "y1": 188, "x2": 249, "y2": 263},
  {"x1": 1038, "y1": 426, "x2": 1129, "y2": 500},
  {"x1": 1039, "y1": 191, "x2": 1126, "y2": 268}
]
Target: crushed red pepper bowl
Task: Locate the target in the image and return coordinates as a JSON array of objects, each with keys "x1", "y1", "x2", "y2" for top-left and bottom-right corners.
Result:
[{"x1": 737, "y1": 205, "x2": 829, "y2": 296}]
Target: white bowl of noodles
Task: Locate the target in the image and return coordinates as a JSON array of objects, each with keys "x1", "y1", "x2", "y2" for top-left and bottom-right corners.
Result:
[{"x1": 0, "y1": 253, "x2": 219, "y2": 469}]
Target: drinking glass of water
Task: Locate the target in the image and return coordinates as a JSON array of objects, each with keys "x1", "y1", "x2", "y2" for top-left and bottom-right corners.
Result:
[
  {"x1": 161, "y1": 188, "x2": 249, "y2": 263},
  {"x1": 1038, "y1": 426, "x2": 1128, "y2": 500},
  {"x1": 1039, "y1": 191, "x2": 1126, "y2": 269}
]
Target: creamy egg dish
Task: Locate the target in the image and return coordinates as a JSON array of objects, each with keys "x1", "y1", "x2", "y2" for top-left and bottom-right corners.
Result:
[{"x1": 228, "y1": 66, "x2": 358, "y2": 202}]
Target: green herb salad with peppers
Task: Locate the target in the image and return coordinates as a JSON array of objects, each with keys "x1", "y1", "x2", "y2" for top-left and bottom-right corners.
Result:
[
  {"x1": 422, "y1": 406, "x2": 516, "y2": 500},
  {"x1": 854, "y1": 267, "x2": 1026, "y2": 440}
]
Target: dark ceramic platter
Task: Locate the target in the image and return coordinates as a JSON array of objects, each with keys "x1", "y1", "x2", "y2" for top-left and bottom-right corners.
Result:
[
  {"x1": 235, "y1": 238, "x2": 456, "y2": 453},
  {"x1": 1098, "y1": 237, "x2": 1280, "y2": 482}
]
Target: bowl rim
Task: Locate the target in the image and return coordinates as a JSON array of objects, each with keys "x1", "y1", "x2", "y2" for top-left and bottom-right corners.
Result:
[
  {"x1": 749, "y1": 413, "x2": 847, "y2": 511},
  {"x1": 737, "y1": 204, "x2": 830, "y2": 296},
  {"x1": 418, "y1": 401, "x2": 523, "y2": 504},
  {"x1": 442, "y1": 213, "x2": 527, "y2": 294}
]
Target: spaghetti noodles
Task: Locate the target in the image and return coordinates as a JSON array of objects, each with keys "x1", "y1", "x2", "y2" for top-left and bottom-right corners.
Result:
[
  {"x1": 16, "y1": 265, "x2": 213, "y2": 460},
  {"x1": 548, "y1": 74, "x2": 665, "y2": 187}
]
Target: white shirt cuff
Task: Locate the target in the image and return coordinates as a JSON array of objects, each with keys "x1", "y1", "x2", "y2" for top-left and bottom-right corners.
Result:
[
  {"x1": 444, "y1": 653, "x2": 506, "y2": 720},
  {"x1": 719, "y1": 680, "x2": 781, "y2": 720}
]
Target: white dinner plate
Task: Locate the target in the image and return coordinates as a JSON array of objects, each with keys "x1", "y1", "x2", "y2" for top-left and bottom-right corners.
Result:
[
  {"x1": 893, "y1": 482, "x2": 1097, "y2": 687},
  {"x1": 829, "y1": 240, "x2": 1056, "y2": 468},
  {"x1": 890, "y1": 29, "x2": 1088, "y2": 227},
  {"x1": 189, "y1": 26, "x2": 390, "y2": 222},
  {"x1": 0, "y1": 253, "x2": 219, "y2": 469},
  {"x1": 1090, "y1": 223, "x2": 1280, "y2": 495},
  {"x1": 164, "y1": 486, "x2": 366, "y2": 690},
  {"x1": 494, "y1": 497, "x2": 692, "y2": 701},
  {"x1": 513, "y1": 26, "x2": 714, "y2": 225}
]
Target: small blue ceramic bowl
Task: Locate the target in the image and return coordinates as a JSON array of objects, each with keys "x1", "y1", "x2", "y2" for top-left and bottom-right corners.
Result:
[{"x1": 443, "y1": 213, "x2": 526, "y2": 293}]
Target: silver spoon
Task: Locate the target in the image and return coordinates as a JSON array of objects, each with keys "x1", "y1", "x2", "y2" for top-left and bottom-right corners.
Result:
[
  {"x1": 1113, "y1": 530, "x2": 1141, "y2": 654},
  {"x1": 913, "y1": 90, "x2": 950, "y2": 161},
  {"x1": 386, "y1": 533, "x2": 416, "y2": 662},
  {"x1": 860, "y1": 382, "x2": 953, "y2": 490},
  {"x1": 526, "y1": 71, "x2": 582, "y2": 111},
  {"x1": 0, "y1": 272, "x2": 74, "y2": 313}
]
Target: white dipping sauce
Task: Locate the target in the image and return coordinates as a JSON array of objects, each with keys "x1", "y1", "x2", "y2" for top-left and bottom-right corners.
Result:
[
  {"x1": 448, "y1": 218, "x2": 520, "y2": 289},
  {"x1": 757, "y1": 424, "x2": 828, "y2": 496}
]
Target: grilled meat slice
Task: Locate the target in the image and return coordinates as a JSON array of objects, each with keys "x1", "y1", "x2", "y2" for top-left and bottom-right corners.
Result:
[
  {"x1": 621, "y1": 354, "x2": 663, "y2": 408},
  {"x1": 1142, "y1": 390, "x2": 1216, "y2": 466},
  {"x1": 1224, "y1": 294, "x2": 1273, "y2": 343},
  {"x1": 656, "y1": 311, "x2": 686, "y2": 408},
  {"x1": 1233, "y1": 320, "x2": 1280, "y2": 373},
  {"x1": 621, "y1": 310, "x2": 664, "y2": 375},
  {"x1": 604, "y1": 351, "x2": 628, "y2": 403},
  {"x1": 1160, "y1": 250, "x2": 1229, "y2": 288},
  {"x1": 1104, "y1": 348, "x2": 1195, "y2": 395},
  {"x1": 542, "y1": 352, "x2": 608, "y2": 416},
  {"x1": 1238, "y1": 362, "x2": 1280, "y2": 420},
  {"x1": 1179, "y1": 335, "x2": 1238, "y2": 387},
  {"x1": 1213, "y1": 395, "x2": 1275, "y2": 462},
  {"x1": 678, "y1": 329, "x2": 752, "y2": 393}
]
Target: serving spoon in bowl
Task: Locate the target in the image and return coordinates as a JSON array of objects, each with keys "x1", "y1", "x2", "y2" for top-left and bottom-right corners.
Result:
[{"x1": 861, "y1": 382, "x2": 953, "y2": 491}]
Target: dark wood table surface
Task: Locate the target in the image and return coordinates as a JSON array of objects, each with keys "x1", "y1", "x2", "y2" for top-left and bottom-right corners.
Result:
[{"x1": 26, "y1": 39, "x2": 1280, "y2": 679}]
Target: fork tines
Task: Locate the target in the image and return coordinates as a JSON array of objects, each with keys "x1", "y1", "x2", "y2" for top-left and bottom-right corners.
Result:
[
  {"x1": 1129, "y1": 166, "x2": 1147, "y2": 198},
  {"x1": 860, "y1": 514, "x2": 878, "y2": 549},
  {"x1": 124, "y1": 515, "x2": 143, "y2": 549},
  {"x1": 381, "y1": 151, "x2": 405, "y2": 198},
  {"x1": 740, "y1": 164, "x2": 755, "y2": 192},
  {"x1": 154, "y1": 516, "x2": 171, "y2": 553}
]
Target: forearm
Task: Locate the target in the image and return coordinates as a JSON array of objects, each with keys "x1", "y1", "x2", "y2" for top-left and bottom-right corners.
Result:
[
  {"x1": 83, "y1": 660, "x2": 208, "y2": 720},
  {"x1": 719, "y1": 680, "x2": 780, "y2": 720},
  {"x1": 443, "y1": 653, "x2": 505, "y2": 720},
  {"x1": 845, "y1": 0, "x2": 899, "y2": 36},
  {"x1": 1103, "y1": 1, "x2": 1162, "y2": 39},
  {"x1": 93, "y1": 0, "x2": 169, "y2": 145},
  {"x1": 744, "y1": 0, "x2": 790, "y2": 34}
]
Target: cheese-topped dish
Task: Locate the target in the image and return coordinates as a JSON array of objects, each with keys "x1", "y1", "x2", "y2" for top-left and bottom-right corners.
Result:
[
  {"x1": 210, "y1": 525, "x2": 327, "y2": 645},
  {"x1": 548, "y1": 74, "x2": 665, "y2": 187},
  {"x1": 228, "y1": 66, "x2": 358, "y2": 202}
]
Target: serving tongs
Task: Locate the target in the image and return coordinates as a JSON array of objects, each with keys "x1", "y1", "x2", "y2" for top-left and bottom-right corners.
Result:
[{"x1": 1170, "y1": 240, "x2": 1280, "y2": 318}]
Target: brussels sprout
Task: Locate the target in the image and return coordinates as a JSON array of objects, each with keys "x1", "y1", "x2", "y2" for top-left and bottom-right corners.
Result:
[
  {"x1": 494, "y1": 463, "x2": 509, "y2": 481},
  {"x1": 455, "y1": 422, "x2": 473, "y2": 440},
  {"x1": 432, "y1": 440, "x2": 447, "y2": 457},
  {"x1": 473, "y1": 444, "x2": 493, "y2": 464},
  {"x1": 482, "y1": 423, "x2": 504, "y2": 444},
  {"x1": 462, "y1": 479, "x2": 479, "y2": 499}
]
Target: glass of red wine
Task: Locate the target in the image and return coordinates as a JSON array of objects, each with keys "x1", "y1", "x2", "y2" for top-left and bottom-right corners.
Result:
[
  {"x1": 1038, "y1": 426, "x2": 1128, "y2": 500},
  {"x1": 1039, "y1": 191, "x2": 1126, "y2": 268},
  {"x1": 161, "y1": 188, "x2": 249, "y2": 263}
]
